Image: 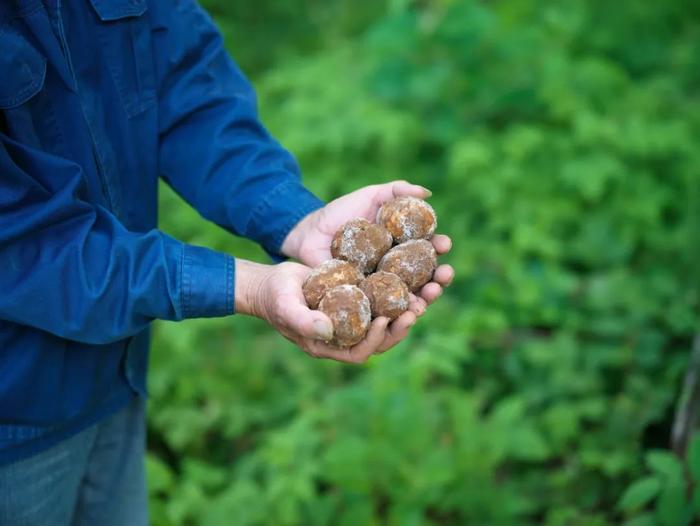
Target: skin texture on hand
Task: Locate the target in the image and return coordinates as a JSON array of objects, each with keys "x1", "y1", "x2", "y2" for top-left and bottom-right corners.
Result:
[
  {"x1": 279, "y1": 180, "x2": 455, "y2": 359},
  {"x1": 234, "y1": 259, "x2": 394, "y2": 363}
]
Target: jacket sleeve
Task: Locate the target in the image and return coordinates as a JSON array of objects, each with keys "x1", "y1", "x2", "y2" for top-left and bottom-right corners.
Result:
[
  {"x1": 150, "y1": 0, "x2": 324, "y2": 259},
  {"x1": 0, "y1": 134, "x2": 234, "y2": 345}
]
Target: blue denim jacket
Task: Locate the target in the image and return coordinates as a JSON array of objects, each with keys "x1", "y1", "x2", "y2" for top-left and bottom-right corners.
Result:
[{"x1": 0, "y1": 0, "x2": 323, "y2": 464}]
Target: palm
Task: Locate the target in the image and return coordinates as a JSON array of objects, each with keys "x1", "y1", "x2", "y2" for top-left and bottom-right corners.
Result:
[{"x1": 298, "y1": 186, "x2": 387, "y2": 266}]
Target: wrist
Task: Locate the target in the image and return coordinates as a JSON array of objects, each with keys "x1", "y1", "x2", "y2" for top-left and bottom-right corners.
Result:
[
  {"x1": 280, "y1": 209, "x2": 319, "y2": 260},
  {"x1": 234, "y1": 258, "x2": 273, "y2": 318}
]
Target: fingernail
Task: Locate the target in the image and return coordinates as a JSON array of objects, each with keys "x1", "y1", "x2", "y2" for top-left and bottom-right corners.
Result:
[
  {"x1": 420, "y1": 186, "x2": 433, "y2": 197},
  {"x1": 313, "y1": 319, "x2": 333, "y2": 341}
]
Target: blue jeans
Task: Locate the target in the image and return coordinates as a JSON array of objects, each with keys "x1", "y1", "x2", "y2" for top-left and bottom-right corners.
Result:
[{"x1": 0, "y1": 397, "x2": 147, "y2": 526}]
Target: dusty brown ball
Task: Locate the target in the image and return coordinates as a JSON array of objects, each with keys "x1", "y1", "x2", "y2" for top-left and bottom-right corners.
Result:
[
  {"x1": 330, "y1": 218, "x2": 392, "y2": 274},
  {"x1": 318, "y1": 284, "x2": 371, "y2": 348},
  {"x1": 377, "y1": 239, "x2": 437, "y2": 292},
  {"x1": 376, "y1": 197, "x2": 437, "y2": 243},
  {"x1": 302, "y1": 259, "x2": 364, "y2": 309},
  {"x1": 359, "y1": 271, "x2": 410, "y2": 321}
]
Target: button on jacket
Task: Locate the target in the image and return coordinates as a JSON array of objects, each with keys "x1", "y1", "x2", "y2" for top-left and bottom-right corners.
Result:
[{"x1": 0, "y1": 0, "x2": 323, "y2": 465}]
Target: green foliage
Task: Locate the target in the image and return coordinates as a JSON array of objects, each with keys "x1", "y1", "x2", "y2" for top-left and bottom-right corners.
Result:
[
  {"x1": 617, "y1": 437, "x2": 700, "y2": 526},
  {"x1": 148, "y1": 0, "x2": 700, "y2": 524}
]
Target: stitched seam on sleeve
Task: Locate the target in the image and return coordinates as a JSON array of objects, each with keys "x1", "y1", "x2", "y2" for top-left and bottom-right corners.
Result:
[
  {"x1": 182, "y1": 246, "x2": 191, "y2": 318},
  {"x1": 227, "y1": 255, "x2": 234, "y2": 315}
]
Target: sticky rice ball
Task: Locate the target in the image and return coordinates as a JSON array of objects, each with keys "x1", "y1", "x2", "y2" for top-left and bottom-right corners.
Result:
[
  {"x1": 330, "y1": 218, "x2": 393, "y2": 274},
  {"x1": 302, "y1": 259, "x2": 364, "y2": 309},
  {"x1": 377, "y1": 239, "x2": 436, "y2": 292},
  {"x1": 318, "y1": 284, "x2": 371, "y2": 348},
  {"x1": 359, "y1": 271, "x2": 410, "y2": 321},
  {"x1": 376, "y1": 197, "x2": 437, "y2": 243}
]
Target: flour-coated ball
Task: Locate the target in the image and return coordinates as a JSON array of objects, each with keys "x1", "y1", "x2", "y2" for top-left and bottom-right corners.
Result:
[
  {"x1": 377, "y1": 239, "x2": 436, "y2": 292},
  {"x1": 302, "y1": 259, "x2": 364, "y2": 310},
  {"x1": 330, "y1": 218, "x2": 393, "y2": 274},
  {"x1": 359, "y1": 271, "x2": 410, "y2": 321},
  {"x1": 318, "y1": 284, "x2": 371, "y2": 348},
  {"x1": 377, "y1": 197, "x2": 437, "y2": 243}
]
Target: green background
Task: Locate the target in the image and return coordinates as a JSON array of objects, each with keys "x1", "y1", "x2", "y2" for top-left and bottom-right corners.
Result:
[{"x1": 148, "y1": 1, "x2": 700, "y2": 524}]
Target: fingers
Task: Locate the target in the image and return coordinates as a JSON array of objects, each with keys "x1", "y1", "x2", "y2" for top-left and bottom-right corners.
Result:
[
  {"x1": 376, "y1": 310, "x2": 416, "y2": 354},
  {"x1": 295, "y1": 263, "x2": 453, "y2": 361},
  {"x1": 389, "y1": 180, "x2": 431, "y2": 199},
  {"x1": 279, "y1": 296, "x2": 334, "y2": 341},
  {"x1": 415, "y1": 264, "x2": 454, "y2": 306},
  {"x1": 416, "y1": 261, "x2": 453, "y2": 305},
  {"x1": 371, "y1": 180, "x2": 431, "y2": 207},
  {"x1": 304, "y1": 308, "x2": 418, "y2": 360},
  {"x1": 348, "y1": 316, "x2": 391, "y2": 361},
  {"x1": 309, "y1": 317, "x2": 390, "y2": 364},
  {"x1": 431, "y1": 234, "x2": 452, "y2": 255},
  {"x1": 419, "y1": 282, "x2": 443, "y2": 305},
  {"x1": 408, "y1": 293, "x2": 427, "y2": 317},
  {"x1": 433, "y1": 264, "x2": 454, "y2": 287}
]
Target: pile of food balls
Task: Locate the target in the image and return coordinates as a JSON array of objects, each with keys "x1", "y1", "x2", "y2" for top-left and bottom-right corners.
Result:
[{"x1": 302, "y1": 196, "x2": 438, "y2": 348}]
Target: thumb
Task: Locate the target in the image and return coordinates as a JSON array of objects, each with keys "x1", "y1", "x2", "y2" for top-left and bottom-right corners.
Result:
[
  {"x1": 282, "y1": 299, "x2": 334, "y2": 341},
  {"x1": 372, "y1": 180, "x2": 431, "y2": 204}
]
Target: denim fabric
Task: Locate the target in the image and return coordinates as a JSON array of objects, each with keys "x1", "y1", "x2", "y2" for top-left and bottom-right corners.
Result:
[
  {"x1": 0, "y1": 0, "x2": 323, "y2": 466},
  {"x1": 0, "y1": 397, "x2": 147, "y2": 526}
]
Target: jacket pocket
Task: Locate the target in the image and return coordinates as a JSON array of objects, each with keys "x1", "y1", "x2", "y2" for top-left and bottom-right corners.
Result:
[
  {"x1": 88, "y1": 0, "x2": 156, "y2": 118},
  {"x1": 0, "y1": 21, "x2": 47, "y2": 109}
]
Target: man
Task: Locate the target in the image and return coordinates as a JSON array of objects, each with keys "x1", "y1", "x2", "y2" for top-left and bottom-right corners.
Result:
[{"x1": 0, "y1": 0, "x2": 453, "y2": 523}]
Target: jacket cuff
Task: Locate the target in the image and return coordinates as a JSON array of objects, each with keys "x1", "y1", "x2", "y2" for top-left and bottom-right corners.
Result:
[
  {"x1": 249, "y1": 179, "x2": 324, "y2": 262},
  {"x1": 181, "y1": 244, "x2": 235, "y2": 318}
]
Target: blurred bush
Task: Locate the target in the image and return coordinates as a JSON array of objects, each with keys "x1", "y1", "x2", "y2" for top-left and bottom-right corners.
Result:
[{"x1": 148, "y1": 1, "x2": 700, "y2": 524}]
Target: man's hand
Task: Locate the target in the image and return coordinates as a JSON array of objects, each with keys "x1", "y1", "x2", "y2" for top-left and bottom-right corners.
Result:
[
  {"x1": 282, "y1": 180, "x2": 454, "y2": 296},
  {"x1": 235, "y1": 259, "x2": 395, "y2": 363}
]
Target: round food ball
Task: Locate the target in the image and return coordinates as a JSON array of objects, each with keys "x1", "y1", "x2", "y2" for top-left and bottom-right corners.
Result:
[
  {"x1": 359, "y1": 271, "x2": 410, "y2": 321},
  {"x1": 376, "y1": 196, "x2": 437, "y2": 243},
  {"x1": 331, "y1": 218, "x2": 393, "y2": 274},
  {"x1": 318, "y1": 285, "x2": 371, "y2": 348},
  {"x1": 377, "y1": 239, "x2": 437, "y2": 292},
  {"x1": 302, "y1": 259, "x2": 364, "y2": 309}
]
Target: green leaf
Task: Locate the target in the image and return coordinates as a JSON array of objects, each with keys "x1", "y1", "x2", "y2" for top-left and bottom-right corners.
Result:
[
  {"x1": 623, "y1": 513, "x2": 657, "y2": 526},
  {"x1": 182, "y1": 459, "x2": 227, "y2": 490},
  {"x1": 646, "y1": 451, "x2": 684, "y2": 482},
  {"x1": 618, "y1": 477, "x2": 661, "y2": 512},
  {"x1": 656, "y1": 483, "x2": 691, "y2": 526},
  {"x1": 687, "y1": 435, "x2": 700, "y2": 484},
  {"x1": 319, "y1": 435, "x2": 371, "y2": 493},
  {"x1": 508, "y1": 425, "x2": 551, "y2": 461},
  {"x1": 146, "y1": 454, "x2": 174, "y2": 494}
]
